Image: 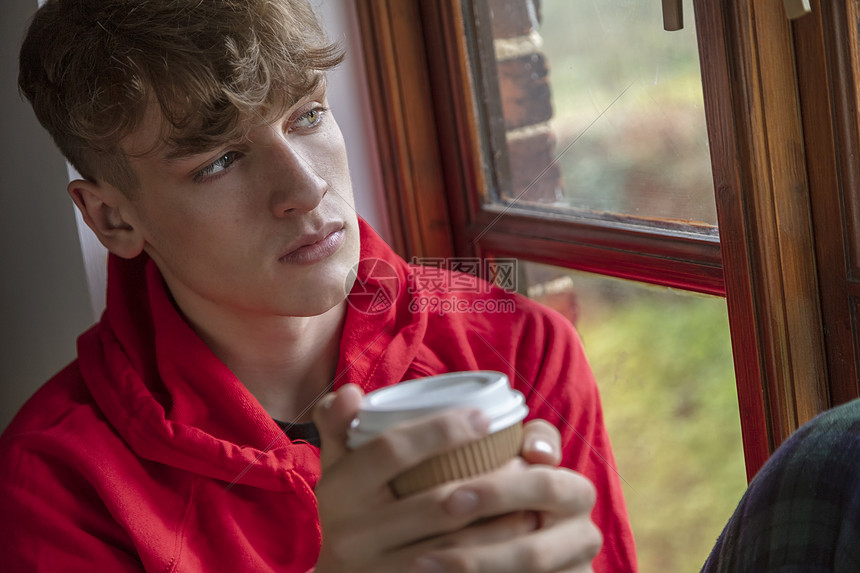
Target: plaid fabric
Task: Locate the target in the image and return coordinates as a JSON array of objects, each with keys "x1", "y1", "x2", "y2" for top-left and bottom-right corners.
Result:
[{"x1": 701, "y1": 398, "x2": 860, "y2": 572}]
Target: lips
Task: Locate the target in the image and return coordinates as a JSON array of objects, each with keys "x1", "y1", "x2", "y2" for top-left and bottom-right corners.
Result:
[{"x1": 278, "y1": 221, "x2": 346, "y2": 265}]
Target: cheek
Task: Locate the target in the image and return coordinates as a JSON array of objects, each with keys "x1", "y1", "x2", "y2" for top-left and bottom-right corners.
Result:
[
  {"x1": 140, "y1": 207, "x2": 231, "y2": 270},
  {"x1": 321, "y1": 124, "x2": 351, "y2": 176},
  {"x1": 327, "y1": 156, "x2": 355, "y2": 207}
]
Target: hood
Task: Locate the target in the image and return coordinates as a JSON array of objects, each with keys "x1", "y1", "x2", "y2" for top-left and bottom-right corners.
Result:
[{"x1": 76, "y1": 219, "x2": 426, "y2": 490}]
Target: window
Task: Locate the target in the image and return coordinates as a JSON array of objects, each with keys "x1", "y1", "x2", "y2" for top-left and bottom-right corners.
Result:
[
  {"x1": 474, "y1": 3, "x2": 746, "y2": 566},
  {"x1": 524, "y1": 262, "x2": 744, "y2": 571},
  {"x1": 356, "y1": 0, "x2": 860, "y2": 505}
]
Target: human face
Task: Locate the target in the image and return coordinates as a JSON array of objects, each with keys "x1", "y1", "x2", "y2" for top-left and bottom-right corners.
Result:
[{"x1": 118, "y1": 85, "x2": 360, "y2": 322}]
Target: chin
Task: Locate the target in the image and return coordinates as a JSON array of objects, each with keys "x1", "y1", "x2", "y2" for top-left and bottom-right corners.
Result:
[
  {"x1": 282, "y1": 296, "x2": 346, "y2": 318},
  {"x1": 284, "y1": 275, "x2": 352, "y2": 318},
  {"x1": 273, "y1": 241, "x2": 359, "y2": 317}
]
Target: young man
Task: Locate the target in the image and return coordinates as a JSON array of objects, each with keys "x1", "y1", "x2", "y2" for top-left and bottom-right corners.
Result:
[{"x1": 0, "y1": 0, "x2": 636, "y2": 571}]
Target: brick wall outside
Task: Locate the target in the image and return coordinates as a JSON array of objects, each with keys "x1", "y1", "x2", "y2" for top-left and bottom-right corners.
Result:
[
  {"x1": 487, "y1": 0, "x2": 562, "y2": 204},
  {"x1": 486, "y1": 0, "x2": 577, "y2": 323}
]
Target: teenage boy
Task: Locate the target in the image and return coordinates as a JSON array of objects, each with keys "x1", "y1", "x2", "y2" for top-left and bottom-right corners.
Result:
[{"x1": 0, "y1": 0, "x2": 637, "y2": 571}]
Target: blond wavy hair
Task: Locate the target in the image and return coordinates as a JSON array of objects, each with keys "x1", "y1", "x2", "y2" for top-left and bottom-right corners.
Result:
[{"x1": 19, "y1": 0, "x2": 344, "y2": 193}]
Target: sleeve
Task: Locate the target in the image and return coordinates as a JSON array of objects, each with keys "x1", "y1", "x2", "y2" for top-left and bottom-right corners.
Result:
[
  {"x1": 700, "y1": 402, "x2": 860, "y2": 572},
  {"x1": 515, "y1": 307, "x2": 638, "y2": 573},
  {"x1": 0, "y1": 437, "x2": 145, "y2": 572}
]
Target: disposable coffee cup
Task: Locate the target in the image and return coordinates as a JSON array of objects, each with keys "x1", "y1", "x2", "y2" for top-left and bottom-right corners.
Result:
[{"x1": 347, "y1": 371, "x2": 528, "y2": 497}]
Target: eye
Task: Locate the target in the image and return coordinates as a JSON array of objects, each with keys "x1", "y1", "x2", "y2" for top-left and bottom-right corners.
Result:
[
  {"x1": 195, "y1": 151, "x2": 241, "y2": 182},
  {"x1": 291, "y1": 107, "x2": 327, "y2": 131}
]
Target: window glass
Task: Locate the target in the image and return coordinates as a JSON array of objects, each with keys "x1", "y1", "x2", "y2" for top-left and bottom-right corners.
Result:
[
  {"x1": 484, "y1": 0, "x2": 716, "y2": 232},
  {"x1": 522, "y1": 261, "x2": 745, "y2": 570}
]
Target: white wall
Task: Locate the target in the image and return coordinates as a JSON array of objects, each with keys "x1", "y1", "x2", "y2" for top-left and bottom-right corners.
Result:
[
  {"x1": 317, "y1": 0, "x2": 391, "y2": 243},
  {"x1": 0, "y1": 0, "x2": 389, "y2": 431},
  {"x1": 0, "y1": 0, "x2": 94, "y2": 432}
]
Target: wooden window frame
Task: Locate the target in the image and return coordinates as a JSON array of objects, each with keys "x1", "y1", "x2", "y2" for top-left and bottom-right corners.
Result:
[{"x1": 355, "y1": 0, "x2": 859, "y2": 480}]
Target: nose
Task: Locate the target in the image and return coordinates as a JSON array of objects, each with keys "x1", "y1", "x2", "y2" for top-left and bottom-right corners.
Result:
[{"x1": 267, "y1": 136, "x2": 328, "y2": 216}]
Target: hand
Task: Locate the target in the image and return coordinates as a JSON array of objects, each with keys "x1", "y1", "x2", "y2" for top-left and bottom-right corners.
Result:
[
  {"x1": 312, "y1": 384, "x2": 602, "y2": 573},
  {"x1": 406, "y1": 458, "x2": 602, "y2": 572},
  {"x1": 408, "y1": 419, "x2": 601, "y2": 572},
  {"x1": 312, "y1": 383, "x2": 493, "y2": 572}
]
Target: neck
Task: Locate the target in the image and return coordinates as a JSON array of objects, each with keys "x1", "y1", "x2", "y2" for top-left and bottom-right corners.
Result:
[{"x1": 181, "y1": 301, "x2": 347, "y2": 423}]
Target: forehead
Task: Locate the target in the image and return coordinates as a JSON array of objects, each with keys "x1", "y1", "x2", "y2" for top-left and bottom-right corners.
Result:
[
  {"x1": 122, "y1": 78, "x2": 329, "y2": 163},
  {"x1": 120, "y1": 98, "x2": 256, "y2": 165},
  {"x1": 120, "y1": 100, "x2": 169, "y2": 160}
]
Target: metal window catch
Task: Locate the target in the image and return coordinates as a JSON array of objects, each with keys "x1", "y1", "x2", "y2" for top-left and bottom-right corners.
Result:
[
  {"x1": 662, "y1": 0, "x2": 683, "y2": 31},
  {"x1": 784, "y1": 0, "x2": 812, "y2": 20}
]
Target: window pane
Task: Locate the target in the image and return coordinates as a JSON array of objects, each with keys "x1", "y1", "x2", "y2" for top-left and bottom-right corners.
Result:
[
  {"x1": 482, "y1": 0, "x2": 716, "y2": 232},
  {"x1": 522, "y1": 261, "x2": 745, "y2": 570}
]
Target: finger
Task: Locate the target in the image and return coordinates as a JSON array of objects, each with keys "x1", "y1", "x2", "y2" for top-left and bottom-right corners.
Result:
[
  {"x1": 314, "y1": 411, "x2": 496, "y2": 564},
  {"x1": 327, "y1": 471, "x2": 501, "y2": 553},
  {"x1": 341, "y1": 512, "x2": 540, "y2": 573},
  {"x1": 314, "y1": 491, "x2": 511, "y2": 565},
  {"x1": 419, "y1": 511, "x2": 541, "y2": 550},
  {"x1": 521, "y1": 419, "x2": 562, "y2": 466},
  {"x1": 313, "y1": 383, "x2": 364, "y2": 471},
  {"x1": 343, "y1": 459, "x2": 585, "y2": 554},
  {"x1": 444, "y1": 463, "x2": 596, "y2": 524},
  {"x1": 321, "y1": 408, "x2": 490, "y2": 503},
  {"x1": 414, "y1": 514, "x2": 602, "y2": 573}
]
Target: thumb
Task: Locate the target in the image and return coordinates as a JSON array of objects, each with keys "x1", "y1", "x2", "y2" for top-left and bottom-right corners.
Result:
[
  {"x1": 313, "y1": 383, "x2": 364, "y2": 471},
  {"x1": 521, "y1": 418, "x2": 562, "y2": 466}
]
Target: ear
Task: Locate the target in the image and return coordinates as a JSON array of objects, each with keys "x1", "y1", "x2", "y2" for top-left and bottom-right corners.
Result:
[{"x1": 68, "y1": 179, "x2": 145, "y2": 259}]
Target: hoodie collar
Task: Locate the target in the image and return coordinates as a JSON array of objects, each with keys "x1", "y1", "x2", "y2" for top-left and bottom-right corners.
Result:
[{"x1": 76, "y1": 219, "x2": 425, "y2": 489}]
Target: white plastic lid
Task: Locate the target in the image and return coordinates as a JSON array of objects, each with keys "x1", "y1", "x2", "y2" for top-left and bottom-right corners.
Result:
[{"x1": 347, "y1": 371, "x2": 528, "y2": 449}]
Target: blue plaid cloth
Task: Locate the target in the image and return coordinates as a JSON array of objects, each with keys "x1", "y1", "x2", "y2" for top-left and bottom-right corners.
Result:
[{"x1": 701, "y1": 398, "x2": 860, "y2": 572}]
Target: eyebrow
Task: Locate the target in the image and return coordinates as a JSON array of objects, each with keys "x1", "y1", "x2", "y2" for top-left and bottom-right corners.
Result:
[
  {"x1": 160, "y1": 79, "x2": 330, "y2": 164},
  {"x1": 158, "y1": 134, "x2": 243, "y2": 166},
  {"x1": 161, "y1": 141, "x2": 226, "y2": 163},
  {"x1": 157, "y1": 121, "x2": 250, "y2": 164}
]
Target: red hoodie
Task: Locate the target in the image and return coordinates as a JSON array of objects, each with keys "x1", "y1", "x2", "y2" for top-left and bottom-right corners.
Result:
[{"x1": 0, "y1": 220, "x2": 636, "y2": 572}]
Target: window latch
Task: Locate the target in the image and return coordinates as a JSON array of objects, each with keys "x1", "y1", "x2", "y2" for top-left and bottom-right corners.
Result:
[{"x1": 662, "y1": 0, "x2": 683, "y2": 31}]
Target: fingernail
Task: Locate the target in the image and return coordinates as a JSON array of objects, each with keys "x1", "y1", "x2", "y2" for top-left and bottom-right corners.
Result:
[
  {"x1": 413, "y1": 557, "x2": 444, "y2": 573},
  {"x1": 317, "y1": 394, "x2": 336, "y2": 410},
  {"x1": 468, "y1": 410, "x2": 490, "y2": 434},
  {"x1": 444, "y1": 488, "x2": 479, "y2": 517},
  {"x1": 530, "y1": 438, "x2": 554, "y2": 456}
]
